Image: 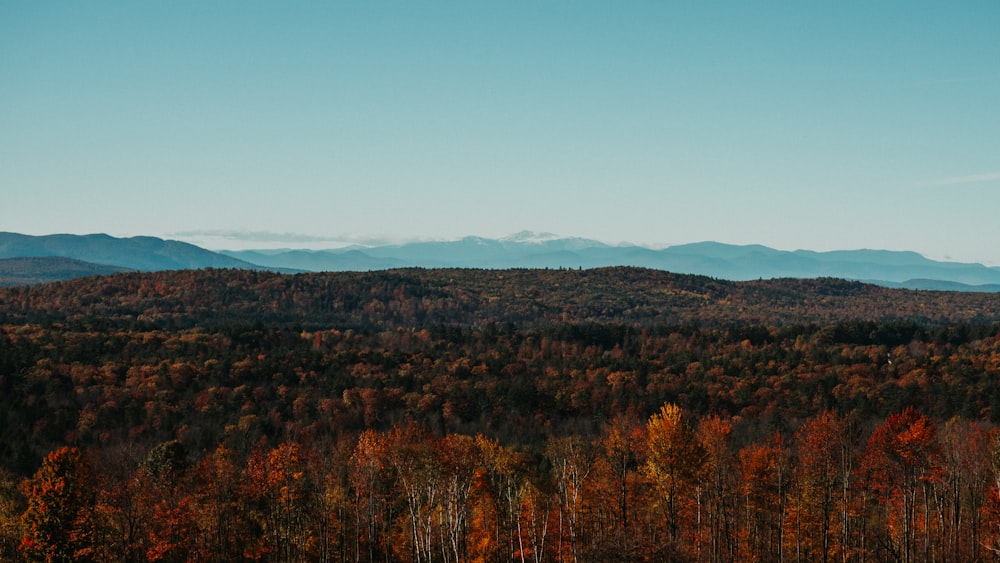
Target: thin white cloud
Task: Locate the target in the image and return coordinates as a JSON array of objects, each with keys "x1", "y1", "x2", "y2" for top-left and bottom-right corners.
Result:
[
  {"x1": 165, "y1": 229, "x2": 446, "y2": 250},
  {"x1": 168, "y1": 230, "x2": 342, "y2": 244},
  {"x1": 924, "y1": 172, "x2": 1000, "y2": 187}
]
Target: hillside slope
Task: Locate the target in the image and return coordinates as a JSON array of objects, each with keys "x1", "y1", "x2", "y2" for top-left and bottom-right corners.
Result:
[
  {"x1": 3, "y1": 267, "x2": 999, "y2": 328},
  {"x1": 0, "y1": 257, "x2": 134, "y2": 287}
]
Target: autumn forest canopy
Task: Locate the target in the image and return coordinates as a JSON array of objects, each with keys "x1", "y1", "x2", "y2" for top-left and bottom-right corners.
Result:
[{"x1": 4, "y1": 267, "x2": 1000, "y2": 561}]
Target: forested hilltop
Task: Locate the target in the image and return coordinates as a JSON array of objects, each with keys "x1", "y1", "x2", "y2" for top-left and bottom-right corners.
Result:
[
  {"x1": 3, "y1": 268, "x2": 1000, "y2": 561},
  {"x1": 3, "y1": 266, "x2": 1000, "y2": 328}
]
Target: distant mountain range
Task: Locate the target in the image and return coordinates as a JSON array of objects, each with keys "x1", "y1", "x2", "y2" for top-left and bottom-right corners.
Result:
[
  {"x1": 0, "y1": 232, "x2": 257, "y2": 270},
  {"x1": 220, "y1": 231, "x2": 1000, "y2": 291},
  {"x1": 3, "y1": 231, "x2": 1000, "y2": 291},
  {"x1": 0, "y1": 232, "x2": 259, "y2": 286}
]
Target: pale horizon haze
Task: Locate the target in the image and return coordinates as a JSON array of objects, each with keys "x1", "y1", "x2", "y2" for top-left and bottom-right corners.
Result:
[{"x1": 2, "y1": 2, "x2": 999, "y2": 264}]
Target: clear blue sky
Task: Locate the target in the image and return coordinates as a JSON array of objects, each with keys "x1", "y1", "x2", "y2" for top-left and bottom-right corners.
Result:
[{"x1": 2, "y1": 2, "x2": 999, "y2": 263}]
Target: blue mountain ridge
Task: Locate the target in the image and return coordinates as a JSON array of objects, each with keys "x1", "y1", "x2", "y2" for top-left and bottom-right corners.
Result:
[
  {"x1": 220, "y1": 234, "x2": 1000, "y2": 290},
  {"x1": 0, "y1": 232, "x2": 260, "y2": 272},
  {"x1": 2, "y1": 231, "x2": 999, "y2": 291}
]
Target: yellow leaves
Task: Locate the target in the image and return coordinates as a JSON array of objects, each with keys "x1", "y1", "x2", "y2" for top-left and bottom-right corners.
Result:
[
  {"x1": 650, "y1": 402, "x2": 682, "y2": 432},
  {"x1": 646, "y1": 403, "x2": 705, "y2": 480},
  {"x1": 646, "y1": 403, "x2": 708, "y2": 491}
]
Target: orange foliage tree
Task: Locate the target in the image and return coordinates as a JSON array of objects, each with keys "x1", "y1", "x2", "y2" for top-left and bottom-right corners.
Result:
[
  {"x1": 860, "y1": 407, "x2": 939, "y2": 563},
  {"x1": 738, "y1": 433, "x2": 789, "y2": 562},
  {"x1": 792, "y1": 411, "x2": 837, "y2": 561},
  {"x1": 19, "y1": 447, "x2": 95, "y2": 563},
  {"x1": 645, "y1": 403, "x2": 706, "y2": 558}
]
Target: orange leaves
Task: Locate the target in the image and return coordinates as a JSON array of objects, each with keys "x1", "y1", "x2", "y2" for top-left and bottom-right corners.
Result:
[
  {"x1": 739, "y1": 434, "x2": 787, "y2": 506},
  {"x1": 242, "y1": 441, "x2": 318, "y2": 560},
  {"x1": 263, "y1": 442, "x2": 306, "y2": 503},
  {"x1": 145, "y1": 497, "x2": 196, "y2": 563},
  {"x1": 863, "y1": 407, "x2": 938, "y2": 495},
  {"x1": 19, "y1": 447, "x2": 94, "y2": 563},
  {"x1": 793, "y1": 411, "x2": 853, "y2": 561},
  {"x1": 10, "y1": 406, "x2": 1000, "y2": 561},
  {"x1": 698, "y1": 414, "x2": 733, "y2": 470},
  {"x1": 739, "y1": 432, "x2": 790, "y2": 562},
  {"x1": 860, "y1": 407, "x2": 940, "y2": 562}
]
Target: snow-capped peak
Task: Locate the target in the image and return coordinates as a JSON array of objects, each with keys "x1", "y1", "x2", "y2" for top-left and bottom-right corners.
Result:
[{"x1": 500, "y1": 231, "x2": 563, "y2": 244}]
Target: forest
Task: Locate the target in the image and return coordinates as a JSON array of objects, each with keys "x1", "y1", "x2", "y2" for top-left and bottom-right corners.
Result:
[{"x1": 3, "y1": 267, "x2": 1000, "y2": 562}]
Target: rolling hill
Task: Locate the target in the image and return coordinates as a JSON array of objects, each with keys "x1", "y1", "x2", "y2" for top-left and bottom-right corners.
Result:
[
  {"x1": 2, "y1": 267, "x2": 999, "y2": 329},
  {"x1": 0, "y1": 257, "x2": 134, "y2": 287}
]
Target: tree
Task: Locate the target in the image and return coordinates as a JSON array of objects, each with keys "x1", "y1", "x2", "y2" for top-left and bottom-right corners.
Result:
[
  {"x1": 143, "y1": 440, "x2": 189, "y2": 486},
  {"x1": 19, "y1": 447, "x2": 95, "y2": 563},
  {"x1": 597, "y1": 414, "x2": 646, "y2": 562},
  {"x1": 127, "y1": 440, "x2": 192, "y2": 563},
  {"x1": 793, "y1": 411, "x2": 847, "y2": 563},
  {"x1": 0, "y1": 466, "x2": 25, "y2": 562},
  {"x1": 386, "y1": 422, "x2": 439, "y2": 563},
  {"x1": 436, "y1": 433, "x2": 480, "y2": 563},
  {"x1": 738, "y1": 433, "x2": 788, "y2": 563},
  {"x1": 545, "y1": 435, "x2": 592, "y2": 563},
  {"x1": 937, "y1": 417, "x2": 991, "y2": 562},
  {"x1": 645, "y1": 403, "x2": 705, "y2": 557},
  {"x1": 145, "y1": 496, "x2": 197, "y2": 563},
  {"x1": 697, "y1": 414, "x2": 735, "y2": 563},
  {"x1": 91, "y1": 444, "x2": 151, "y2": 563},
  {"x1": 349, "y1": 429, "x2": 393, "y2": 562},
  {"x1": 244, "y1": 441, "x2": 317, "y2": 562},
  {"x1": 476, "y1": 434, "x2": 529, "y2": 563},
  {"x1": 188, "y1": 444, "x2": 250, "y2": 562},
  {"x1": 860, "y1": 407, "x2": 938, "y2": 563},
  {"x1": 982, "y1": 428, "x2": 1000, "y2": 558}
]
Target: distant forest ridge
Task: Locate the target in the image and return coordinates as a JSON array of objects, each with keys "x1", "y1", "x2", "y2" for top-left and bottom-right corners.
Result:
[
  {"x1": 0, "y1": 257, "x2": 133, "y2": 287},
  {"x1": 2, "y1": 267, "x2": 1000, "y2": 329}
]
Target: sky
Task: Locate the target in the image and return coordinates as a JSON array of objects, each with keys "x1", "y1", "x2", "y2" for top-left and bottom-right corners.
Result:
[{"x1": 2, "y1": 2, "x2": 999, "y2": 264}]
